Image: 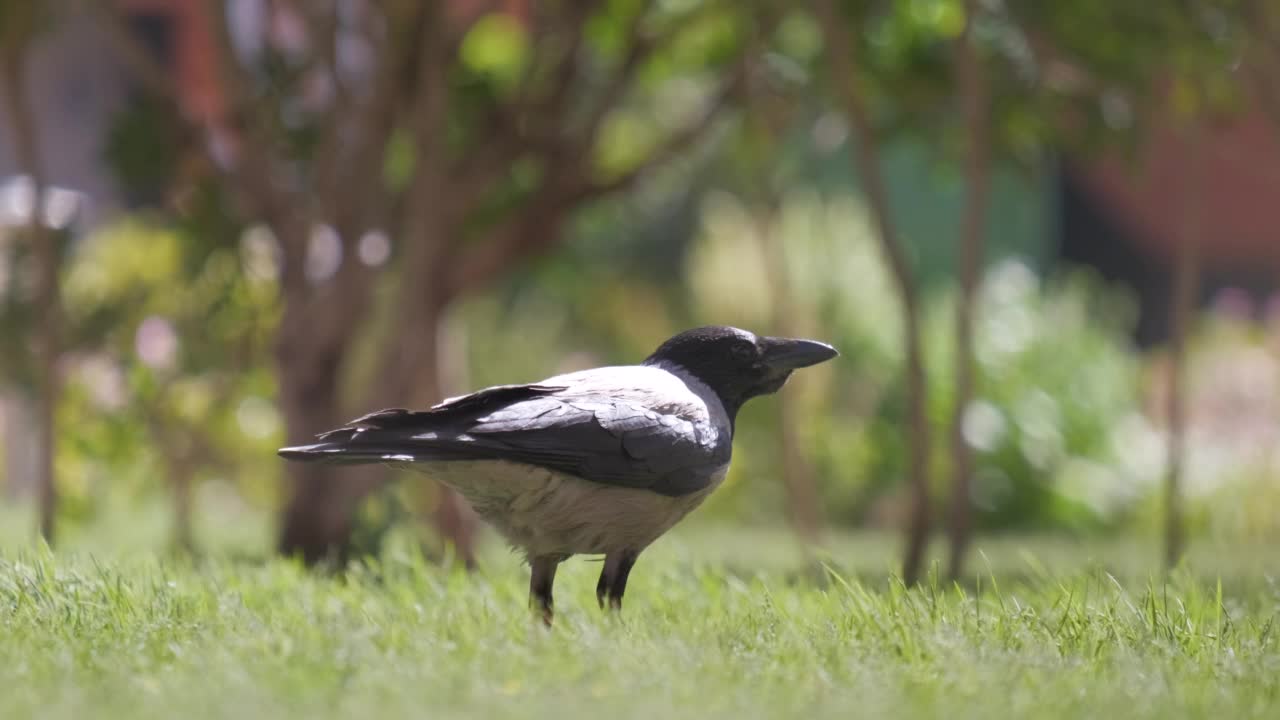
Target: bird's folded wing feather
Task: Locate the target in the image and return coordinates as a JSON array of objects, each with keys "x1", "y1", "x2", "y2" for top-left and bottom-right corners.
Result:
[{"x1": 312, "y1": 376, "x2": 723, "y2": 497}]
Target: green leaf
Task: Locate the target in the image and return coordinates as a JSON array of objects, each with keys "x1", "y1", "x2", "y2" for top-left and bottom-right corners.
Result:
[
  {"x1": 595, "y1": 110, "x2": 659, "y2": 178},
  {"x1": 383, "y1": 129, "x2": 415, "y2": 192},
  {"x1": 460, "y1": 13, "x2": 531, "y2": 90},
  {"x1": 776, "y1": 12, "x2": 823, "y2": 62}
]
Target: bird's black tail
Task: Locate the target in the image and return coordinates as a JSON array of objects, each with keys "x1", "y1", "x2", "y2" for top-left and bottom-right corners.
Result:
[
  {"x1": 277, "y1": 384, "x2": 567, "y2": 467},
  {"x1": 276, "y1": 441, "x2": 406, "y2": 465},
  {"x1": 277, "y1": 410, "x2": 434, "y2": 465}
]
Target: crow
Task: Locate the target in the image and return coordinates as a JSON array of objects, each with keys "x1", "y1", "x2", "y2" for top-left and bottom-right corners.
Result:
[{"x1": 279, "y1": 325, "x2": 838, "y2": 623}]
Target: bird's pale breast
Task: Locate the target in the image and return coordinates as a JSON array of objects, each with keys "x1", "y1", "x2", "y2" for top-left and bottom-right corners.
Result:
[{"x1": 415, "y1": 460, "x2": 728, "y2": 558}]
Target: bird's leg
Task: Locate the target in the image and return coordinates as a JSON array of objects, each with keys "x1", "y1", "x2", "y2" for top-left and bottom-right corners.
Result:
[
  {"x1": 596, "y1": 564, "x2": 610, "y2": 610},
  {"x1": 529, "y1": 556, "x2": 560, "y2": 626},
  {"x1": 597, "y1": 550, "x2": 638, "y2": 612},
  {"x1": 608, "y1": 552, "x2": 637, "y2": 611}
]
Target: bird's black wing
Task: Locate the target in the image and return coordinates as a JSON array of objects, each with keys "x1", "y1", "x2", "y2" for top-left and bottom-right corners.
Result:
[
  {"x1": 459, "y1": 395, "x2": 723, "y2": 496},
  {"x1": 281, "y1": 378, "x2": 725, "y2": 497},
  {"x1": 315, "y1": 383, "x2": 568, "y2": 440}
]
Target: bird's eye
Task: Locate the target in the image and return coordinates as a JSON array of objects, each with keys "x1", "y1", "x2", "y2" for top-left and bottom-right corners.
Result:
[{"x1": 730, "y1": 343, "x2": 754, "y2": 361}]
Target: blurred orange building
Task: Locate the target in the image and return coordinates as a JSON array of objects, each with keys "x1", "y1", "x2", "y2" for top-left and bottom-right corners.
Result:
[{"x1": 1061, "y1": 104, "x2": 1280, "y2": 344}]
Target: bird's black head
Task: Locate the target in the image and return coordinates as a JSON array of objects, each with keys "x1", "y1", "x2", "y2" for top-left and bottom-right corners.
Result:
[{"x1": 643, "y1": 326, "x2": 839, "y2": 417}]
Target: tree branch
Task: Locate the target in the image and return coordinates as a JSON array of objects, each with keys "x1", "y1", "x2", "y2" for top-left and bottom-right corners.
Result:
[
  {"x1": 814, "y1": 3, "x2": 913, "y2": 296},
  {"x1": 91, "y1": 0, "x2": 182, "y2": 101},
  {"x1": 196, "y1": 0, "x2": 322, "y2": 293},
  {"x1": 307, "y1": 0, "x2": 350, "y2": 107},
  {"x1": 92, "y1": 0, "x2": 306, "y2": 276},
  {"x1": 1245, "y1": 0, "x2": 1280, "y2": 58},
  {"x1": 442, "y1": 182, "x2": 568, "y2": 299},
  {"x1": 447, "y1": 3, "x2": 596, "y2": 203},
  {"x1": 1014, "y1": 18, "x2": 1099, "y2": 96},
  {"x1": 445, "y1": 0, "x2": 730, "y2": 230},
  {"x1": 444, "y1": 61, "x2": 742, "y2": 298},
  {"x1": 401, "y1": 3, "x2": 454, "y2": 250},
  {"x1": 572, "y1": 0, "x2": 661, "y2": 144},
  {"x1": 1244, "y1": 2, "x2": 1280, "y2": 131},
  {"x1": 316, "y1": 5, "x2": 407, "y2": 235},
  {"x1": 300, "y1": 0, "x2": 352, "y2": 200},
  {"x1": 571, "y1": 66, "x2": 744, "y2": 201},
  {"x1": 525, "y1": 0, "x2": 593, "y2": 138}
]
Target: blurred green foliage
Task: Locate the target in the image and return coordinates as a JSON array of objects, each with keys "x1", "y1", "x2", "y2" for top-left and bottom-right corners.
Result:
[
  {"x1": 327, "y1": 187, "x2": 1143, "y2": 537},
  {"x1": 2, "y1": 0, "x2": 1274, "y2": 553},
  {"x1": 924, "y1": 264, "x2": 1145, "y2": 532},
  {"x1": 14, "y1": 143, "x2": 1261, "y2": 545},
  {"x1": 52, "y1": 217, "x2": 280, "y2": 526},
  {"x1": 677, "y1": 189, "x2": 1148, "y2": 532}
]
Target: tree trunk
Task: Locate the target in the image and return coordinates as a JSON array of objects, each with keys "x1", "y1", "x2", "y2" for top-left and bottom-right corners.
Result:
[
  {"x1": 756, "y1": 208, "x2": 824, "y2": 543},
  {"x1": 1164, "y1": 133, "x2": 1202, "y2": 571},
  {"x1": 1164, "y1": 239, "x2": 1196, "y2": 570},
  {"x1": 899, "y1": 326, "x2": 931, "y2": 585},
  {"x1": 2, "y1": 392, "x2": 38, "y2": 500},
  {"x1": 144, "y1": 390, "x2": 200, "y2": 555},
  {"x1": 946, "y1": 1, "x2": 992, "y2": 581},
  {"x1": 816, "y1": 0, "x2": 933, "y2": 584},
  {"x1": 376, "y1": 297, "x2": 478, "y2": 568},
  {"x1": 777, "y1": 387, "x2": 823, "y2": 542},
  {"x1": 2, "y1": 39, "x2": 60, "y2": 545},
  {"x1": 34, "y1": 257, "x2": 58, "y2": 546},
  {"x1": 431, "y1": 311, "x2": 480, "y2": 568},
  {"x1": 274, "y1": 290, "x2": 479, "y2": 567},
  {"x1": 275, "y1": 333, "x2": 373, "y2": 565}
]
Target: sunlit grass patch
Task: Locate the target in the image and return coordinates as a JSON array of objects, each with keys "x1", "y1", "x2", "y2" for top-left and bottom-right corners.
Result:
[{"x1": 1, "y1": 531, "x2": 1278, "y2": 720}]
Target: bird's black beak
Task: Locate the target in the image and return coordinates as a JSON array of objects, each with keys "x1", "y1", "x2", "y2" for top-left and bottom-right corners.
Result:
[{"x1": 760, "y1": 337, "x2": 839, "y2": 370}]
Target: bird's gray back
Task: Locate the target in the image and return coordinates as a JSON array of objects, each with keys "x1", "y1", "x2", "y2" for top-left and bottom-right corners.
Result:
[
  {"x1": 460, "y1": 363, "x2": 733, "y2": 496},
  {"x1": 325, "y1": 363, "x2": 734, "y2": 497},
  {"x1": 541, "y1": 363, "x2": 731, "y2": 445}
]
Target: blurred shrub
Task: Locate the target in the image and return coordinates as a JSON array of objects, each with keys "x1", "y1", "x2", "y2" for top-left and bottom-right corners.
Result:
[
  {"x1": 51, "y1": 218, "x2": 281, "y2": 531},
  {"x1": 923, "y1": 262, "x2": 1150, "y2": 532},
  {"x1": 685, "y1": 188, "x2": 1151, "y2": 532},
  {"x1": 1140, "y1": 309, "x2": 1280, "y2": 542}
]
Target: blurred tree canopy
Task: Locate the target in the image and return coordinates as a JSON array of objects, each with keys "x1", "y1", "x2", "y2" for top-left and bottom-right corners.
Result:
[
  {"x1": 1, "y1": 0, "x2": 1275, "y2": 566},
  {"x1": 84, "y1": 0, "x2": 765, "y2": 563}
]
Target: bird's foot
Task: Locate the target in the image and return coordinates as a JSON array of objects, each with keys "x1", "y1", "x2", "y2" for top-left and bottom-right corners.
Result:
[
  {"x1": 529, "y1": 555, "x2": 560, "y2": 627},
  {"x1": 596, "y1": 550, "x2": 637, "y2": 615},
  {"x1": 533, "y1": 601, "x2": 554, "y2": 627}
]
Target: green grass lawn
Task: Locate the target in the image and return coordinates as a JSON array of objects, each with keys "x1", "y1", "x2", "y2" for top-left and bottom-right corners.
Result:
[{"x1": 2, "y1": 524, "x2": 1279, "y2": 719}]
